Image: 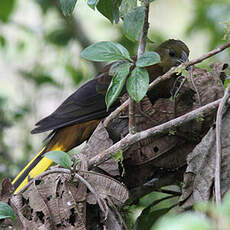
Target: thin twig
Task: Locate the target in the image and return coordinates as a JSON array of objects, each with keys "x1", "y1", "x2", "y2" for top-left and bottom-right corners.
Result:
[
  {"x1": 104, "y1": 41, "x2": 230, "y2": 127},
  {"x1": 215, "y1": 84, "x2": 230, "y2": 205},
  {"x1": 17, "y1": 168, "x2": 108, "y2": 216},
  {"x1": 92, "y1": 98, "x2": 225, "y2": 168},
  {"x1": 129, "y1": 100, "x2": 136, "y2": 134},
  {"x1": 189, "y1": 67, "x2": 202, "y2": 106}
]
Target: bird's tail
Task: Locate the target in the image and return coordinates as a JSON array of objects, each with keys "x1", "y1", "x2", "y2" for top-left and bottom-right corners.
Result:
[
  {"x1": 12, "y1": 121, "x2": 100, "y2": 194},
  {"x1": 12, "y1": 145, "x2": 64, "y2": 194}
]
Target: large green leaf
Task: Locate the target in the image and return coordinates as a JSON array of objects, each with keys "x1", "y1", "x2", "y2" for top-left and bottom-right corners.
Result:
[
  {"x1": 80, "y1": 41, "x2": 132, "y2": 62},
  {"x1": 136, "y1": 51, "x2": 161, "y2": 67},
  {"x1": 126, "y1": 67, "x2": 149, "y2": 102},
  {"x1": 105, "y1": 62, "x2": 132, "y2": 110},
  {"x1": 96, "y1": 0, "x2": 121, "y2": 23},
  {"x1": 220, "y1": 191, "x2": 230, "y2": 217},
  {"x1": 153, "y1": 213, "x2": 212, "y2": 230},
  {"x1": 0, "y1": 0, "x2": 15, "y2": 22},
  {"x1": 120, "y1": 0, "x2": 137, "y2": 18},
  {"x1": 0, "y1": 202, "x2": 16, "y2": 222},
  {"x1": 44, "y1": 151, "x2": 72, "y2": 169},
  {"x1": 123, "y1": 6, "x2": 145, "y2": 42},
  {"x1": 135, "y1": 208, "x2": 171, "y2": 230},
  {"x1": 60, "y1": 0, "x2": 77, "y2": 16}
]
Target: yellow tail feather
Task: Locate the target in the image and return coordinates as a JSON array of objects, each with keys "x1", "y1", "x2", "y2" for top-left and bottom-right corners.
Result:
[{"x1": 12, "y1": 145, "x2": 64, "y2": 194}]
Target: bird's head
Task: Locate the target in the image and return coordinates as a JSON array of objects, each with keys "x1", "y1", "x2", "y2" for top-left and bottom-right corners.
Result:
[{"x1": 155, "y1": 39, "x2": 190, "y2": 72}]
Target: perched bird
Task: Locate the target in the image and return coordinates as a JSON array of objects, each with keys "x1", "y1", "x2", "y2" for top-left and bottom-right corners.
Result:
[{"x1": 12, "y1": 39, "x2": 189, "y2": 193}]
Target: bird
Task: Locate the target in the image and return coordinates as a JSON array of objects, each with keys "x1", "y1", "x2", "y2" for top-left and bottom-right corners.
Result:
[{"x1": 12, "y1": 39, "x2": 189, "y2": 194}]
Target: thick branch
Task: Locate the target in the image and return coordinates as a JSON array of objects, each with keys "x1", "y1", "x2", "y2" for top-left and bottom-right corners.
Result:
[
  {"x1": 215, "y1": 84, "x2": 230, "y2": 205},
  {"x1": 104, "y1": 41, "x2": 230, "y2": 127},
  {"x1": 92, "y1": 98, "x2": 224, "y2": 168}
]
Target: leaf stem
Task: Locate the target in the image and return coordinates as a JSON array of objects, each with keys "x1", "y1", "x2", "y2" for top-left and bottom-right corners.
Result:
[{"x1": 129, "y1": 2, "x2": 150, "y2": 134}]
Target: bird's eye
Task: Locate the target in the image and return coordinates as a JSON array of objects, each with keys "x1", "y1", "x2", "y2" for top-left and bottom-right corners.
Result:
[{"x1": 169, "y1": 50, "x2": 176, "y2": 57}]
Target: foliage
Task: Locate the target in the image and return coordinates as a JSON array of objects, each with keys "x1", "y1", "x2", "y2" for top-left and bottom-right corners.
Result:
[
  {"x1": 0, "y1": 201, "x2": 16, "y2": 222},
  {"x1": 186, "y1": 0, "x2": 230, "y2": 50},
  {"x1": 0, "y1": 0, "x2": 230, "y2": 228},
  {"x1": 45, "y1": 150, "x2": 72, "y2": 169}
]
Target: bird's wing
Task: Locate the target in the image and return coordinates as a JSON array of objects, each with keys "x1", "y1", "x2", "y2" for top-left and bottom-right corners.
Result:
[{"x1": 31, "y1": 72, "x2": 116, "y2": 134}]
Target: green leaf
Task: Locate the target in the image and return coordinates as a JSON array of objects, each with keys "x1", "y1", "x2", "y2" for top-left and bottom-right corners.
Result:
[
  {"x1": 112, "y1": 150, "x2": 125, "y2": 176},
  {"x1": 123, "y1": 6, "x2": 145, "y2": 42},
  {"x1": 136, "y1": 51, "x2": 161, "y2": 67},
  {"x1": 45, "y1": 27, "x2": 73, "y2": 46},
  {"x1": 44, "y1": 151, "x2": 72, "y2": 169},
  {"x1": 120, "y1": 0, "x2": 137, "y2": 18},
  {"x1": 0, "y1": 0, "x2": 15, "y2": 22},
  {"x1": 80, "y1": 41, "x2": 132, "y2": 62},
  {"x1": 220, "y1": 191, "x2": 230, "y2": 217},
  {"x1": 105, "y1": 62, "x2": 132, "y2": 110},
  {"x1": 135, "y1": 208, "x2": 171, "y2": 230},
  {"x1": 19, "y1": 70, "x2": 61, "y2": 88},
  {"x1": 153, "y1": 213, "x2": 212, "y2": 230},
  {"x1": 66, "y1": 64, "x2": 83, "y2": 86},
  {"x1": 60, "y1": 0, "x2": 77, "y2": 16},
  {"x1": 126, "y1": 67, "x2": 149, "y2": 102},
  {"x1": 88, "y1": 0, "x2": 99, "y2": 9},
  {"x1": 0, "y1": 202, "x2": 16, "y2": 222},
  {"x1": 0, "y1": 35, "x2": 6, "y2": 48},
  {"x1": 96, "y1": 0, "x2": 121, "y2": 23},
  {"x1": 224, "y1": 79, "x2": 230, "y2": 89}
]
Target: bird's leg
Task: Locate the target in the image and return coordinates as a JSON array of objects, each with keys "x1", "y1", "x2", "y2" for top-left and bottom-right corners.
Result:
[{"x1": 171, "y1": 76, "x2": 186, "y2": 118}]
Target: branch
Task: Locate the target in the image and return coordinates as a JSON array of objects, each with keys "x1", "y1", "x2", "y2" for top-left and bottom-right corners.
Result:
[
  {"x1": 104, "y1": 40, "x2": 230, "y2": 127},
  {"x1": 215, "y1": 84, "x2": 230, "y2": 205},
  {"x1": 129, "y1": 3, "x2": 150, "y2": 134},
  {"x1": 17, "y1": 168, "x2": 108, "y2": 215},
  {"x1": 92, "y1": 98, "x2": 224, "y2": 168}
]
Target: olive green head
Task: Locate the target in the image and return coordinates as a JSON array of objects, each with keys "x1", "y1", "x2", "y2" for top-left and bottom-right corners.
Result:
[{"x1": 155, "y1": 39, "x2": 190, "y2": 72}]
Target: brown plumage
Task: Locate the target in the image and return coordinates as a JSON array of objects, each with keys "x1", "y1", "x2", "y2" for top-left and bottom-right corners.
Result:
[{"x1": 12, "y1": 39, "x2": 189, "y2": 193}]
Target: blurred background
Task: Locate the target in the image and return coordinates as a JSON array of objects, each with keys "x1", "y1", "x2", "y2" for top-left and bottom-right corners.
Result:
[{"x1": 0, "y1": 0, "x2": 229, "y2": 181}]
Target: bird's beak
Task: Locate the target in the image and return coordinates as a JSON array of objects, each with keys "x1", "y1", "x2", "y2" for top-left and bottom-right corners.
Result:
[
  {"x1": 175, "y1": 50, "x2": 189, "y2": 67},
  {"x1": 177, "y1": 50, "x2": 191, "y2": 71},
  {"x1": 181, "y1": 50, "x2": 189, "y2": 63}
]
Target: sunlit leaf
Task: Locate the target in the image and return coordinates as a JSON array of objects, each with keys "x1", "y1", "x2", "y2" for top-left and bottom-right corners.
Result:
[
  {"x1": 105, "y1": 62, "x2": 132, "y2": 110},
  {"x1": 220, "y1": 191, "x2": 230, "y2": 217},
  {"x1": 123, "y1": 6, "x2": 145, "y2": 41},
  {"x1": 136, "y1": 51, "x2": 161, "y2": 67},
  {"x1": 81, "y1": 41, "x2": 132, "y2": 62},
  {"x1": 44, "y1": 151, "x2": 72, "y2": 169},
  {"x1": 152, "y1": 213, "x2": 212, "y2": 230},
  {"x1": 224, "y1": 79, "x2": 230, "y2": 89},
  {"x1": 120, "y1": 0, "x2": 137, "y2": 17},
  {"x1": 126, "y1": 67, "x2": 149, "y2": 102}
]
